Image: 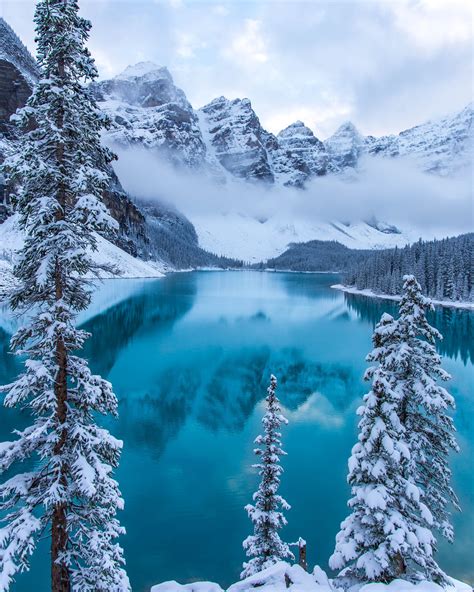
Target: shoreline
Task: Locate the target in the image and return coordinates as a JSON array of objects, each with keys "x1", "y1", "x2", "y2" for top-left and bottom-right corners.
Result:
[{"x1": 331, "y1": 284, "x2": 474, "y2": 311}]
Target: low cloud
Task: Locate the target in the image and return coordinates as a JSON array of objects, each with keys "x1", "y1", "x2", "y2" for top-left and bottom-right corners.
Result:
[
  {"x1": 4, "y1": 0, "x2": 472, "y2": 138},
  {"x1": 112, "y1": 146, "x2": 473, "y2": 239}
]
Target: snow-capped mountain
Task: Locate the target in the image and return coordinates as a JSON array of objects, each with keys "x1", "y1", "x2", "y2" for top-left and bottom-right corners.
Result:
[
  {"x1": 0, "y1": 42, "x2": 227, "y2": 270},
  {"x1": 91, "y1": 62, "x2": 206, "y2": 168},
  {"x1": 96, "y1": 62, "x2": 473, "y2": 185},
  {"x1": 198, "y1": 96, "x2": 275, "y2": 183},
  {"x1": 365, "y1": 103, "x2": 473, "y2": 176},
  {"x1": 273, "y1": 121, "x2": 327, "y2": 186},
  {"x1": 324, "y1": 122, "x2": 365, "y2": 174}
]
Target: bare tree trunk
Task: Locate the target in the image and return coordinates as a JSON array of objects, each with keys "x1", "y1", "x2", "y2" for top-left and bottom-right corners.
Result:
[{"x1": 297, "y1": 539, "x2": 307, "y2": 572}]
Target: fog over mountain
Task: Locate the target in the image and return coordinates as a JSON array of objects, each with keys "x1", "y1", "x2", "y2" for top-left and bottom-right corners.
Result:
[{"x1": 101, "y1": 62, "x2": 472, "y2": 260}]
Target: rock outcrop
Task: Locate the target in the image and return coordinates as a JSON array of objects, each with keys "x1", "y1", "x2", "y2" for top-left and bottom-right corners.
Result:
[
  {"x1": 270, "y1": 121, "x2": 328, "y2": 186},
  {"x1": 199, "y1": 96, "x2": 275, "y2": 182}
]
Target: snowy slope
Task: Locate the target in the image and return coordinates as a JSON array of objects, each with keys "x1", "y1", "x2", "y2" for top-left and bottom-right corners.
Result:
[
  {"x1": 0, "y1": 215, "x2": 165, "y2": 292},
  {"x1": 151, "y1": 562, "x2": 472, "y2": 592},
  {"x1": 191, "y1": 213, "x2": 416, "y2": 262},
  {"x1": 365, "y1": 103, "x2": 473, "y2": 176},
  {"x1": 0, "y1": 17, "x2": 38, "y2": 89}
]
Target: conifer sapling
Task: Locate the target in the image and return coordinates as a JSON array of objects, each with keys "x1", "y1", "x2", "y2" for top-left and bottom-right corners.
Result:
[{"x1": 241, "y1": 374, "x2": 294, "y2": 579}]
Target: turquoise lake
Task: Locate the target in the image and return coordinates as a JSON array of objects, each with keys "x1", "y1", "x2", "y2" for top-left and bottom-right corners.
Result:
[{"x1": 0, "y1": 271, "x2": 472, "y2": 591}]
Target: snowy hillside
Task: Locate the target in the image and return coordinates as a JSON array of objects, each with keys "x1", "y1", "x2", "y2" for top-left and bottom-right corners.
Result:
[
  {"x1": 151, "y1": 562, "x2": 472, "y2": 592},
  {"x1": 365, "y1": 103, "x2": 473, "y2": 176},
  {"x1": 0, "y1": 215, "x2": 165, "y2": 292},
  {"x1": 0, "y1": 17, "x2": 38, "y2": 89},
  {"x1": 191, "y1": 213, "x2": 415, "y2": 263}
]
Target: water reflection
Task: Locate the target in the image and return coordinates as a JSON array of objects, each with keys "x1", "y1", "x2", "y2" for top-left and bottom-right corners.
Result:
[
  {"x1": 82, "y1": 275, "x2": 197, "y2": 376},
  {"x1": 0, "y1": 271, "x2": 472, "y2": 591},
  {"x1": 344, "y1": 292, "x2": 474, "y2": 365}
]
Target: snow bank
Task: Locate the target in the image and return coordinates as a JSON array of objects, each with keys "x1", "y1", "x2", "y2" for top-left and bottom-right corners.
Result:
[
  {"x1": 331, "y1": 284, "x2": 474, "y2": 311},
  {"x1": 151, "y1": 582, "x2": 224, "y2": 592},
  {"x1": 151, "y1": 563, "x2": 472, "y2": 592},
  {"x1": 0, "y1": 215, "x2": 165, "y2": 294}
]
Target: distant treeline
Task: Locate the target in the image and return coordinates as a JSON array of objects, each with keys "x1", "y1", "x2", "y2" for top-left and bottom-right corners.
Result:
[
  {"x1": 258, "y1": 234, "x2": 473, "y2": 304},
  {"x1": 343, "y1": 233, "x2": 474, "y2": 303},
  {"x1": 258, "y1": 240, "x2": 372, "y2": 272}
]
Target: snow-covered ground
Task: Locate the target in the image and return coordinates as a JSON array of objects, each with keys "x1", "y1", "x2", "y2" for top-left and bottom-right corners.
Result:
[
  {"x1": 0, "y1": 215, "x2": 166, "y2": 293},
  {"x1": 151, "y1": 562, "x2": 472, "y2": 592},
  {"x1": 191, "y1": 213, "x2": 416, "y2": 263},
  {"x1": 331, "y1": 284, "x2": 474, "y2": 311}
]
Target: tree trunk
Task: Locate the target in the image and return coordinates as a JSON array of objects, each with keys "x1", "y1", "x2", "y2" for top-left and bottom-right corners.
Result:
[
  {"x1": 51, "y1": 263, "x2": 70, "y2": 592},
  {"x1": 50, "y1": 15, "x2": 70, "y2": 589},
  {"x1": 394, "y1": 551, "x2": 406, "y2": 578},
  {"x1": 51, "y1": 332, "x2": 70, "y2": 592},
  {"x1": 298, "y1": 539, "x2": 307, "y2": 572}
]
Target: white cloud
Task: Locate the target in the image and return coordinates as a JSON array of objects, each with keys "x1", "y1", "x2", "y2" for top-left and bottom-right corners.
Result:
[
  {"x1": 111, "y1": 146, "x2": 473, "y2": 238},
  {"x1": 223, "y1": 19, "x2": 269, "y2": 66},
  {"x1": 2, "y1": 0, "x2": 473, "y2": 137},
  {"x1": 387, "y1": 0, "x2": 473, "y2": 53}
]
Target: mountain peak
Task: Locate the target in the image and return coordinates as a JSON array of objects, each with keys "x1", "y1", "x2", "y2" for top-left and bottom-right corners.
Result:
[
  {"x1": 332, "y1": 121, "x2": 360, "y2": 137},
  {"x1": 115, "y1": 62, "x2": 170, "y2": 81},
  {"x1": 278, "y1": 121, "x2": 316, "y2": 140}
]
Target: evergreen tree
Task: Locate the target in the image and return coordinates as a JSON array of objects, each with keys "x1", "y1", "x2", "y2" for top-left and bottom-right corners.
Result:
[
  {"x1": 0, "y1": 1, "x2": 129, "y2": 590},
  {"x1": 395, "y1": 276, "x2": 459, "y2": 549},
  {"x1": 241, "y1": 375, "x2": 293, "y2": 579},
  {"x1": 329, "y1": 313, "x2": 436, "y2": 584},
  {"x1": 331, "y1": 276, "x2": 459, "y2": 586}
]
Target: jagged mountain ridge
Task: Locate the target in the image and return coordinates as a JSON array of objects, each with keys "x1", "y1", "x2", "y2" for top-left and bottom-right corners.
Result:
[{"x1": 95, "y1": 61, "x2": 473, "y2": 186}]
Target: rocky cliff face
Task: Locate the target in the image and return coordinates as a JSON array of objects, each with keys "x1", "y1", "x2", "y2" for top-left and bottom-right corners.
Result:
[
  {"x1": 198, "y1": 96, "x2": 275, "y2": 182},
  {"x1": 92, "y1": 62, "x2": 206, "y2": 168},
  {"x1": 271, "y1": 121, "x2": 328, "y2": 186},
  {"x1": 0, "y1": 18, "x2": 39, "y2": 221},
  {"x1": 0, "y1": 18, "x2": 38, "y2": 134}
]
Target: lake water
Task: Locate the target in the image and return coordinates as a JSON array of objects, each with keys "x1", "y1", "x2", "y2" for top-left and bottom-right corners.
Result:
[{"x1": 0, "y1": 271, "x2": 472, "y2": 591}]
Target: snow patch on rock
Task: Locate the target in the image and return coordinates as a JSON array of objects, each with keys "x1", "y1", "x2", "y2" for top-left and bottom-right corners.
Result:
[{"x1": 0, "y1": 215, "x2": 165, "y2": 293}]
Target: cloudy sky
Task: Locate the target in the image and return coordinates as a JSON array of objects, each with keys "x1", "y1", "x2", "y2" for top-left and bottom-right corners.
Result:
[{"x1": 2, "y1": 0, "x2": 473, "y2": 138}]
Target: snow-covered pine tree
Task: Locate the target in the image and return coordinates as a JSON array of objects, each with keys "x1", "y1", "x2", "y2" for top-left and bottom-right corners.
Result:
[
  {"x1": 329, "y1": 313, "x2": 436, "y2": 585},
  {"x1": 0, "y1": 1, "x2": 129, "y2": 591},
  {"x1": 331, "y1": 276, "x2": 459, "y2": 586},
  {"x1": 241, "y1": 375, "x2": 294, "y2": 579},
  {"x1": 395, "y1": 275, "x2": 459, "y2": 552}
]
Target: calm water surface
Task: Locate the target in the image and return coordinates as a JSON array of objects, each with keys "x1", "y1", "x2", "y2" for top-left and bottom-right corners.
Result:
[{"x1": 0, "y1": 272, "x2": 472, "y2": 591}]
